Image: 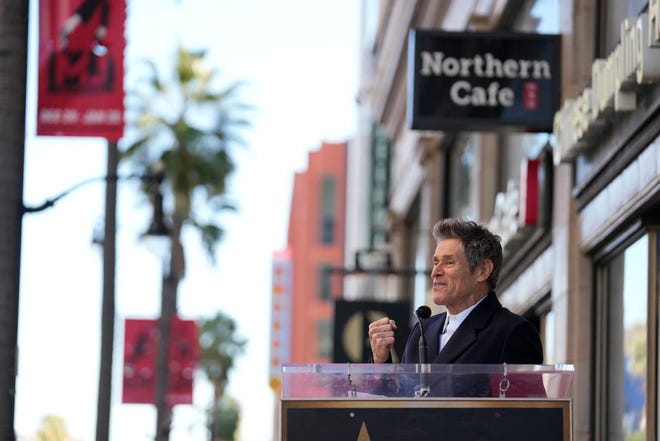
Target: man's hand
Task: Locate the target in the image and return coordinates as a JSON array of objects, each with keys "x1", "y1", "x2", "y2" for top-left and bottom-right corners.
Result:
[{"x1": 368, "y1": 317, "x2": 398, "y2": 363}]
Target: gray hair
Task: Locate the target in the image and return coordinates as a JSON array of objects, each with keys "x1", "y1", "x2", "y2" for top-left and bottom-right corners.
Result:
[{"x1": 432, "y1": 218, "x2": 503, "y2": 290}]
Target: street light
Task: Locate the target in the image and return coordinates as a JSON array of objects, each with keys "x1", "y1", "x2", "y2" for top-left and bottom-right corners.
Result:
[
  {"x1": 141, "y1": 168, "x2": 172, "y2": 267},
  {"x1": 138, "y1": 167, "x2": 177, "y2": 441}
]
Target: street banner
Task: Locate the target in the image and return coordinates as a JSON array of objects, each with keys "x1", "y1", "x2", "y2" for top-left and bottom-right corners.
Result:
[
  {"x1": 122, "y1": 318, "x2": 156, "y2": 404},
  {"x1": 37, "y1": 0, "x2": 125, "y2": 140},
  {"x1": 122, "y1": 317, "x2": 199, "y2": 406}
]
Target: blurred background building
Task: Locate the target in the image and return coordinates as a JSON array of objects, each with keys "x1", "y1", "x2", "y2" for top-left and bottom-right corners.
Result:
[{"x1": 273, "y1": 1, "x2": 660, "y2": 441}]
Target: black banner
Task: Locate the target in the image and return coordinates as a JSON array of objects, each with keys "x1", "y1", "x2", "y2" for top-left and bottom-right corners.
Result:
[
  {"x1": 408, "y1": 29, "x2": 561, "y2": 132},
  {"x1": 333, "y1": 300, "x2": 410, "y2": 363}
]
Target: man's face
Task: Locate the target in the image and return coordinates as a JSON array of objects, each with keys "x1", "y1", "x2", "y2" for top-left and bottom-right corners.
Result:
[{"x1": 431, "y1": 238, "x2": 485, "y2": 314}]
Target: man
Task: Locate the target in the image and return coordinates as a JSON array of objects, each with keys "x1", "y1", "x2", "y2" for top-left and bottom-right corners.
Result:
[{"x1": 368, "y1": 218, "x2": 543, "y2": 365}]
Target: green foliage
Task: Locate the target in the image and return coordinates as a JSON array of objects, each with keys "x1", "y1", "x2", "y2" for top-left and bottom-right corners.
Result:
[
  {"x1": 209, "y1": 396, "x2": 241, "y2": 441},
  {"x1": 35, "y1": 415, "x2": 73, "y2": 441},
  {"x1": 198, "y1": 312, "x2": 247, "y2": 441},
  {"x1": 625, "y1": 323, "x2": 647, "y2": 380},
  {"x1": 122, "y1": 46, "x2": 252, "y2": 262},
  {"x1": 198, "y1": 311, "x2": 247, "y2": 387}
]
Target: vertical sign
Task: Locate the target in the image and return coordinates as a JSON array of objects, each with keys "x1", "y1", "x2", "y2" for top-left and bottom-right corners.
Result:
[
  {"x1": 37, "y1": 0, "x2": 125, "y2": 140},
  {"x1": 166, "y1": 317, "x2": 199, "y2": 406},
  {"x1": 122, "y1": 318, "x2": 157, "y2": 404},
  {"x1": 518, "y1": 158, "x2": 539, "y2": 227},
  {"x1": 269, "y1": 249, "x2": 293, "y2": 390}
]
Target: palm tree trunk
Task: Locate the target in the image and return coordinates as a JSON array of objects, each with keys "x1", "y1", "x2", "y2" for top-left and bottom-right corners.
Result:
[
  {"x1": 155, "y1": 273, "x2": 177, "y2": 441},
  {"x1": 95, "y1": 142, "x2": 118, "y2": 441},
  {"x1": 155, "y1": 222, "x2": 183, "y2": 441},
  {"x1": 0, "y1": 0, "x2": 28, "y2": 439}
]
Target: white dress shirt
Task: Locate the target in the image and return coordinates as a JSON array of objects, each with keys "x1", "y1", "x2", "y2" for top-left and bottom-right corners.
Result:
[{"x1": 439, "y1": 295, "x2": 487, "y2": 352}]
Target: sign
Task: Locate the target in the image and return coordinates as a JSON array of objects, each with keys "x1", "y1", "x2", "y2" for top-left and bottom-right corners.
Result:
[
  {"x1": 269, "y1": 249, "x2": 293, "y2": 390},
  {"x1": 408, "y1": 30, "x2": 561, "y2": 132},
  {"x1": 122, "y1": 318, "x2": 156, "y2": 404},
  {"x1": 333, "y1": 300, "x2": 410, "y2": 363},
  {"x1": 518, "y1": 158, "x2": 539, "y2": 226},
  {"x1": 553, "y1": 8, "x2": 660, "y2": 164},
  {"x1": 282, "y1": 399, "x2": 571, "y2": 441},
  {"x1": 488, "y1": 156, "x2": 546, "y2": 248},
  {"x1": 37, "y1": 0, "x2": 125, "y2": 140},
  {"x1": 122, "y1": 316, "x2": 198, "y2": 406}
]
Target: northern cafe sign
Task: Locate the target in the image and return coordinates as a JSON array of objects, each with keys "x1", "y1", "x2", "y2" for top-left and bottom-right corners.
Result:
[{"x1": 408, "y1": 30, "x2": 561, "y2": 132}]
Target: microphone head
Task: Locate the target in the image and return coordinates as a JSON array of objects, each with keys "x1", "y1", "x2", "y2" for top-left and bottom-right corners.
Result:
[{"x1": 415, "y1": 305, "x2": 431, "y2": 320}]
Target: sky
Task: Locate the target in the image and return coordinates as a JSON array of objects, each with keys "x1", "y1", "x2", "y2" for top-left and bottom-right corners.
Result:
[{"x1": 15, "y1": 1, "x2": 360, "y2": 440}]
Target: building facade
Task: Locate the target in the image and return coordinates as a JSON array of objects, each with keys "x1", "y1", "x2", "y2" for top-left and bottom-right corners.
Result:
[
  {"x1": 276, "y1": 141, "x2": 347, "y2": 366},
  {"x1": 346, "y1": 1, "x2": 660, "y2": 440}
]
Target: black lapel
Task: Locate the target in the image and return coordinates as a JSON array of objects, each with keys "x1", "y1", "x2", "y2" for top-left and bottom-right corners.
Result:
[
  {"x1": 424, "y1": 312, "x2": 445, "y2": 359},
  {"x1": 432, "y1": 292, "x2": 501, "y2": 363}
]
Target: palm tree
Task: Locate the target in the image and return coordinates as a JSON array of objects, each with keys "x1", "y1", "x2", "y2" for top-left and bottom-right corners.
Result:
[
  {"x1": 35, "y1": 415, "x2": 74, "y2": 441},
  {"x1": 208, "y1": 396, "x2": 241, "y2": 441},
  {"x1": 122, "y1": 46, "x2": 251, "y2": 441},
  {"x1": 198, "y1": 312, "x2": 247, "y2": 441}
]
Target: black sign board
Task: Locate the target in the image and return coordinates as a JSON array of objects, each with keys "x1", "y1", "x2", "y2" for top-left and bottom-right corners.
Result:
[
  {"x1": 283, "y1": 399, "x2": 571, "y2": 441},
  {"x1": 333, "y1": 300, "x2": 410, "y2": 363},
  {"x1": 408, "y1": 29, "x2": 561, "y2": 132}
]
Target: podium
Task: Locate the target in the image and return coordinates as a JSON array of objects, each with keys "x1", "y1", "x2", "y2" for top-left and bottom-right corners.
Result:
[{"x1": 280, "y1": 363, "x2": 575, "y2": 441}]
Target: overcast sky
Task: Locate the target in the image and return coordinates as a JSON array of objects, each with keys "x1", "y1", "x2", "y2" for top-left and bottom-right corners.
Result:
[{"x1": 16, "y1": 1, "x2": 360, "y2": 440}]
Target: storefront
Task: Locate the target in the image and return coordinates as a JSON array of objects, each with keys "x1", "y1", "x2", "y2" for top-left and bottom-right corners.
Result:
[
  {"x1": 351, "y1": 1, "x2": 659, "y2": 440},
  {"x1": 552, "y1": 1, "x2": 660, "y2": 438}
]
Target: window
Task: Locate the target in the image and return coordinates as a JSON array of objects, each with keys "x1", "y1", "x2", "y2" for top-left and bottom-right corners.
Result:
[
  {"x1": 369, "y1": 123, "x2": 391, "y2": 247},
  {"x1": 597, "y1": 0, "x2": 647, "y2": 56},
  {"x1": 595, "y1": 232, "x2": 656, "y2": 440},
  {"x1": 448, "y1": 136, "x2": 475, "y2": 219},
  {"x1": 541, "y1": 308, "x2": 555, "y2": 364},
  {"x1": 317, "y1": 319, "x2": 332, "y2": 359},
  {"x1": 318, "y1": 262, "x2": 332, "y2": 300},
  {"x1": 529, "y1": 294, "x2": 554, "y2": 364},
  {"x1": 513, "y1": 0, "x2": 560, "y2": 33},
  {"x1": 320, "y1": 175, "x2": 336, "y2": 244}
]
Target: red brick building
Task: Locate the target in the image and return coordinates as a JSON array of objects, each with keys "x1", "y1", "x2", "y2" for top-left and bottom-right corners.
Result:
[
  {"x1": 286, "y1": 141, "x2": 347, "y2": 363},
  {"x1": 269, "y1": 140, "x2": 347, "y2": 383}
]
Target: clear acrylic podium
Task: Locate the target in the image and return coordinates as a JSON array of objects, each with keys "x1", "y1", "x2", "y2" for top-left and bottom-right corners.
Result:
[{"x1": 280, "y1": 363, "x2": 575, "y2": 441}]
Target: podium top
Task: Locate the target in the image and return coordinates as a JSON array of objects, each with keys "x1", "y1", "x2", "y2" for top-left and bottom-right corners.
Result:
[{"x1": 281, "y1": 363, "x2": 575, "y2": 399}]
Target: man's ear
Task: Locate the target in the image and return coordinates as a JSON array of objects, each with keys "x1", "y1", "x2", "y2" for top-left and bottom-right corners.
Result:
[{"x1": 476, "y1": 259, "x2": 494, "y2": 282}]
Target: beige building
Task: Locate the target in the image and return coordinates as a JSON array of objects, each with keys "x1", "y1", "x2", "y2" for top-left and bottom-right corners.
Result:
[{"x1": 345, "y1": 1, "x2": 660, "y2": 440}]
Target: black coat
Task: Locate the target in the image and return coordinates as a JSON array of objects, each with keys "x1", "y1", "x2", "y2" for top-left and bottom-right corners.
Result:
[
  {"x1": 383, "y1": 292, "x2": 547, "y2": 398},
  {"x1": 402, "y1": 291, "x2": 543, "y2": 364}
]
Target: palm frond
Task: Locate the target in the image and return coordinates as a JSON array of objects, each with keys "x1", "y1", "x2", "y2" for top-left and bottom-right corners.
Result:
[{"x1": 122, "y1": 46, "x2": 252, "y2": 266}]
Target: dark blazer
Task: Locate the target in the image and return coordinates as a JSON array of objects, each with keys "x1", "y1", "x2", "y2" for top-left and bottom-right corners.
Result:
[{"x1": 401, "y1": 291, "x2": 543, "y2": 364}]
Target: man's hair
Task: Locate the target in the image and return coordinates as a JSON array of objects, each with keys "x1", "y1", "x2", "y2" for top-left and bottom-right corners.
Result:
[{"x1": 432, "y1": 218, "x2": 503, "y2": 290}]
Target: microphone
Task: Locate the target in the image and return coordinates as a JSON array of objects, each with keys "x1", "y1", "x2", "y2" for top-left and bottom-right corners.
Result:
[
  {"x1": 414, "y1": 305, "x2": 432, "y2": 398},
  {"x1": 415, "y1": 305, "x2": 431, "y2": 363}
]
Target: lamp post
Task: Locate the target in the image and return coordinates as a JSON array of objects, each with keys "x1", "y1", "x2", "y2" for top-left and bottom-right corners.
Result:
[
  {"x1": 96, "y1": 142, "x2": 118, "y2": 441},
  {"x1": 139, "y1": 167, "x2": 176, "y2": 441}
]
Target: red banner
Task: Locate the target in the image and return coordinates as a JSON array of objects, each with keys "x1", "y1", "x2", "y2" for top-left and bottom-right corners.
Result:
[
  {"x1": 122, "y1": 317, "x2": 199, "y2": 406},
  {"x1": 122, "y1": 319, "x2": 157, "y2": 404},
  {"x1": 37, "y1": 0, "x2": 125, "y2": 140}
]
